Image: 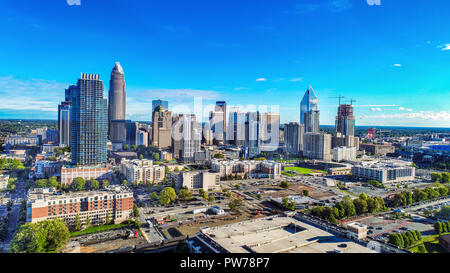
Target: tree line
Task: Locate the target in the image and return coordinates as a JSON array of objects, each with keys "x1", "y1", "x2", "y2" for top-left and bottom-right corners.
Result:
[
  {"x1": 431, "y1": 172, "x2": 450, "y2": 183},
  {"x1": 311, "y1": 193, "x2": 386, "y2": 224},
  {"x1": 388, "y1": 230, "x2": 422, "y2": 250},
  {"x1": 392, "y1": 186, "x2": 450, "y2": 207}
]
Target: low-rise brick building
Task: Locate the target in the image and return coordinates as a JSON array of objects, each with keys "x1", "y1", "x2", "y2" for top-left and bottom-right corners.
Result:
[{"x1": 26, "y1": 186, "x2": 133, "y2": 228}]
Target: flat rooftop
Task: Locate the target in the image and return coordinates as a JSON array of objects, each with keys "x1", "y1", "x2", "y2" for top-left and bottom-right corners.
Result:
[{"x1": 201, "y1": 216, "x2": 375, "y2": 253}]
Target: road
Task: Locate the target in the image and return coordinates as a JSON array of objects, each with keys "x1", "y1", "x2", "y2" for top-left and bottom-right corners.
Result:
[{"x1": 1, "y1": 179, "x2": 26, "y2": 253}]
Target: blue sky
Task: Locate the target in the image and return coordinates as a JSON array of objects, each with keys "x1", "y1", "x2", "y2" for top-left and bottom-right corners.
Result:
[{"x1": 0, "y1": 0, "x2": 449, "y2": 127}]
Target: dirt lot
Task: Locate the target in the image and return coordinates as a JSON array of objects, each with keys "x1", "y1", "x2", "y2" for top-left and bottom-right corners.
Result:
[
  {"x1": 77, "y1": 236, "x2": 146, "y2": 253},
  {"x1": 288, "y1": 184, "x2": 335, "y2": 199}
]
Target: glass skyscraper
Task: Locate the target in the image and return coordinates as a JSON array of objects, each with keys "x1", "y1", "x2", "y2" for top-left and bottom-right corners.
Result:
[
  {"x1": 152, "y1": 99, "x2": 169, "y2": 112},
  {"x1": 71, "y1": 73, "x2": 108, "y2": 165},
  {"x1": 300, "y1": 85, "x2": 320, "y2": 133},
  {"x1": 58, "y1": 101, "x2": 71, "y2": 147}
]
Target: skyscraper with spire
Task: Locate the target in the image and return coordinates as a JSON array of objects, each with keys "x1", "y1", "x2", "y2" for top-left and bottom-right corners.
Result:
[
  {"x1": 300, "y1": 85, "x2": 320, "y2": 133},
  {"x1": 108, "y1": 62, "x2": 127, "y2": 149}
]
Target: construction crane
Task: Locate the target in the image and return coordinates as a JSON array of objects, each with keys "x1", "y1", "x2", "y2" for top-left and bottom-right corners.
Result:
[
  {"x1": 330, "y1": 95, "x2": 345, "y2": 105},
  {"x1": 349, "y1": 99, "x2": 356, "y2": 106}
]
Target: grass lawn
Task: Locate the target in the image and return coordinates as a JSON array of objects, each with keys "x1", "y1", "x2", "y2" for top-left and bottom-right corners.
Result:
[
  {"x1": 282, "y1": 171, "x2": 296, "y2": 177},
  {"x1": 284, "y1": 167, "x2": 327, "y2": 175},
  {"x1": 408, "y1": 232, "x2": 449, "y2": 253},
  {"x1": 70, "y1": 223, "x2": 128, "y2": 237}
]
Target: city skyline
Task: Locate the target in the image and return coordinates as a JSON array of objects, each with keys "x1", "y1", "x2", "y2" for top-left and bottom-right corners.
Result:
[{"x1": 0, "y1": 0, "x2": 449, "y2": 127}]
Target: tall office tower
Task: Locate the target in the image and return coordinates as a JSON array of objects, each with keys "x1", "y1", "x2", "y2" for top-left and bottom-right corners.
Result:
[
  {"x1": 136, "y1": 130, "x2": 149, "y2": 147},
  {"x1": 71, "y1": 73, "x2": 108, "y2": 165},
  {"x1": 260, "y1": 112, "x2": 280, "y2": 152},
  {"x1": 172, "y1": 114, "x2": 201, "y2": 163},
  {"x1": 335, "y1": 104, "x2": 355, "y2": 137},
  {"x1": 214, "y1": 101, "x2": 227, "y2": 144},
  {"x1": 108, "y1": 62, "x2": 127, "y2": 149},
  {"x1": 245, "y1": 112, "x2": 261, "y2": 158},
  {"x1": 300, "y1": 85, "x2": 320, "y2": 133},
  {"x1": 209, "y1": 112, "x2": 225, "y2": 145},
  {"x1": 152, "y1": 105, "x2": 172, "y2": 149},
  {"x1": 303, "y1": 132, "x2": 332, "y2": 161},
  {"x1": 152, "y1": 99, "x2": 169, "y2": 113},
  {"x1": 58, "y1": 102, "x2": 71, "y2": 147},
  {"x1": 285, "y1": 122, "x2": 304, "y2": 155},
  {"x1": 57, "y1": 85, "x2": 76, "y2": 147},
  {"x1": 227, "y1": 107, "x2": 245, "y2": 146},
  {"x1": 202, "y1": 123, "x2": 214, "y2": 145}
]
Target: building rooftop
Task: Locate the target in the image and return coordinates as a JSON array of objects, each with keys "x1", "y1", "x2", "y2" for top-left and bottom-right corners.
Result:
[
  {"x1": 27, "y1": 186, "x2": 131, "y2": 203},
  {"x1": 199, "y1": 216, "x2": 375, "y2": 253}
]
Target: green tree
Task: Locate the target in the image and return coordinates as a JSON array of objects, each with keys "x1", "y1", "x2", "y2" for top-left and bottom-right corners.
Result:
[
  {"x1": 178, "y1": 188, "x2": 193, "y2": 201},
  {"x1": 85, "y1": 216, "x2": 91, "y2": 229},
  {"x1": 228, "y1": 198, "x2": 243, "y2": 211},
  {"x1": 35, "y1": 179, "x2": 47, "y2": 188},
  {"x1": 280, "y1": 181, "x2": 290, "y2": 189},
  {"x1": 74, "y1": 214, "x2": 81, "y2": 232},
  {"x1": 417, "y1": 244, "x2": 427, "y2": 253},
  {"x1": 133, "y1": 204, "x2": 139, "y2": 217},
  {"x1": 442, "y1": 173, "x2": 450, "y2": 183},
  {"x1": 159, "y1": 187, "x2": 177, "y2": 205},
  {"x1": 257, "y1": 193, "x2": 262, "y2": 199},
  {"x1": 105, "y1": 212, "x2": 111, "y2": 225},
  {"x1": 10, "y1": 219, "x2": 69, "y2": 253},
  {"x1": 47, "y1": 176, "x2": 59, "y2": 188},
  {"x1": 101, "y1": 180, "x2": 110, "y2": 189},
  {"x1": 151, "y1": 192, "x2": 158, "y2": 200},
  {"x1": 71, "y1": 177, "x2": 86, "y2": 191},
  {"x1": 434, "y1": 221, "x2": 443, "y2": 234},
  {"x1": 122, "y1": 179, "x2": 128, "y2": 186},
  {"x1": 207, "y1": 195, "x2": 215, "y2": 204},
  {"x1": 213, "y1": 153, "x2": 224, "y2": 159},
  {"x1": 431, "y1": 173, "x2": 442, "y2": 182},
  {"x1": 302, "y1": 190, "x2": 309, "y2": 197},
  {"x1": 89, "y1": 179, "x2": 100, "y2": 190},
  {"x1": 123, "y1": 144, "x2": 129, "y2": 151},
  {"x1": 342, "y1": 196, "x2": 356, "y2": 217}
]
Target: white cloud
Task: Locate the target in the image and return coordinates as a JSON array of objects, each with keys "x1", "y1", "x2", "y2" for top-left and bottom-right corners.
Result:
[
  {"x1": 66, "y1": 0, "x2": 81, "y2": 6},
  {"x1": 272, "y1": 78, "x2": 284, "y2": 82},
  {"x1": 330, "y1": 0, "x2": 351, "y2": 12},
  {"x1": 392, "y1": 64, "x2": 402, "y2": 67},
  {"x1": 294, "y1": 4, "x2": 321, "y2": 14},
  {"x1": 234, "y1": 87, "x2": 249, "y2": 91},
  {"x1": 360, "y1": 111, "x2": 450, "y2": 121},
  {"x1": 289, "y1": 77, "x2": 303, "y2": 82},
  {"x1": 399, "y1": 107, "x2": 413, "y2": 112},
  {"x1": 256, "y1": 78, "x2": 267, "y2": 82},
  {"x1": 355, "y1": 104, "x2": 399, "y2": 108},
  {"x1": 370, "y1": 108, "x2": 382, "y2": 112},
  {"x1": 438, "y1": 44, "x2": 450, "y2": 51},
  {"x1": 0, "y1": 75, "x2": 68, "y2": 112}
]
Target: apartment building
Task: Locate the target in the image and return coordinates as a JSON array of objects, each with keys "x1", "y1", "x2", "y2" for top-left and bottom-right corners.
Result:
[
  {"x1": 209, "y1": 159, "x2": 281, "y2": 179},
  {"x1": 26, "y1": 186, "x2": 133, "y2": 227},
  {"x1": 60, "y1": 165, "x2": 112, "y2": 185},
  {"x1": 120, "y1": 159, "x2": 165, "y2": 185},
  {"x1": 351, "y1": 160, "x2": 415, "y2": 183},
  {"x1": 168, "y1": 171, "x2": 221, "y2": 192}
]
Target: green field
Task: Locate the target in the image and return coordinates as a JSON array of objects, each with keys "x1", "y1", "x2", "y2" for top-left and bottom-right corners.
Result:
[
  {"x1": 281, "y1": 171, "x2": 296, "y2": 177},
  {"x1": 408, "y1": 232, "x2": 449, "y2": 253},
  {"x1": 284, "y1": 167, "x2": 327, "y2": 175},
  {"x1": 70, "y1": 223, "x2": 128, "y2": 237}
]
